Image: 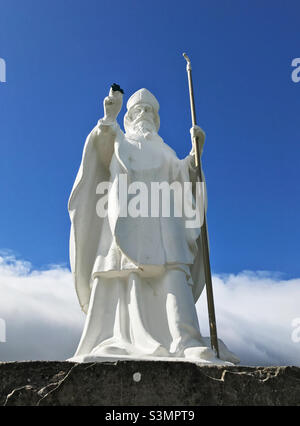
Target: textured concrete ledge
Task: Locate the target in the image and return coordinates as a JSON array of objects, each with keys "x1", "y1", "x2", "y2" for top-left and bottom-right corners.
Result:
[{"x1": 0, "y1": 361, "x2": 299, "y2": 406}]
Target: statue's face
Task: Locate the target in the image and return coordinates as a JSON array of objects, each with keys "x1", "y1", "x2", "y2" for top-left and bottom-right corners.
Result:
[{"x1": 130, "y1": 103, "x2": 156, "y2": 132}]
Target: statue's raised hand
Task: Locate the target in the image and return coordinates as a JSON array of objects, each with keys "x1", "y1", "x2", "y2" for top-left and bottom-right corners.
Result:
[{"x1": 103, "y1": 84, "x2": 124, "y2": 123}]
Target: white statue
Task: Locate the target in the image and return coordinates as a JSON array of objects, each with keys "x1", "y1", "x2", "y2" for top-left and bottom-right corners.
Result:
[{"x1": 68, "y1": 85, "x2": 238, "y2": 364}]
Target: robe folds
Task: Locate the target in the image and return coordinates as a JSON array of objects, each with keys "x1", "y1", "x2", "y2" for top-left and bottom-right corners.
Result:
[
  {"x1": 68, "y1": 120, "x2": 206, "y2": 314},
  {"x1": 68, "y1": 120, "x2": 239, "y2": 363}
]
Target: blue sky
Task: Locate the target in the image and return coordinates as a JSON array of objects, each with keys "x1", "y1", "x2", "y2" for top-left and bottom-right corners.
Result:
[{"x1": 0, "y1": 0, "x2": 299, "y2": 277}]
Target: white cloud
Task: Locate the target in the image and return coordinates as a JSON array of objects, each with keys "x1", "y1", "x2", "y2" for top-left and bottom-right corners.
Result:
[
  {"x1": 0, "y1": 254, "x2": 85, "y2": 361},
  {"x1": 196, "y1": 271, "x2": 300, "y2": 366},
  {"x1": 0, "y1": 254, "x2": 299, "y2": 365}
]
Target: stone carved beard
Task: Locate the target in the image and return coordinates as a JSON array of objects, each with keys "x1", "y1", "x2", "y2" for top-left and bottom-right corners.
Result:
[{"x1": 125, "y1": 117, "x2": 158, "y2": 139}]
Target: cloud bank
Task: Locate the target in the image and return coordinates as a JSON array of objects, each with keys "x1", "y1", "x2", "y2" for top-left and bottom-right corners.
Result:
[
  {"x1": 0, "y1": 253, "x2": 85, "y2": 361},
  {"x1": 197, "y1": 271, "x2": 300, "y2": 366},
  {"x1": 0, "y1": 254, "x2": 299, "y2": 365}
]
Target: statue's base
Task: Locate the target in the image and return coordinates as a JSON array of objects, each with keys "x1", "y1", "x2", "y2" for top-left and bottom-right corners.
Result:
[
  {"x1": 68, "y1": 337, "x2": 240, "y2": 365},
  {"x1": 68, "y1": 353, "x2": 233, "y2": 366},
  {"x1": 0, "y1": 361, "x2": 299, "y2": 406}
]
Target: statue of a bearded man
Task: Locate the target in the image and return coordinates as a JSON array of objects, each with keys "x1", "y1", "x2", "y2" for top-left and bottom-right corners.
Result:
[{"x1": 68, "y1": 85, "x2": 238, "y2": 364}]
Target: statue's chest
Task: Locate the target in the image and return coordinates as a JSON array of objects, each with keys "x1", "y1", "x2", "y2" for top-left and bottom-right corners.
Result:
[{"x1": 119, "y1": 139, "x2": 165, "y2": 173}]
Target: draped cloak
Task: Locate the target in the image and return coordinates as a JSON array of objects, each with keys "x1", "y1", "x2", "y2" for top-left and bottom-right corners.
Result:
[{"x1": 68, "y1": 121, "x2": 207, "y2": 314}]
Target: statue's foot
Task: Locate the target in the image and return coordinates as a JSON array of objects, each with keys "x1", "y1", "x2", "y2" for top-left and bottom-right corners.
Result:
[
  {"x1": 90, "y1": 341, "x2": 130, "y2": 356},
  {"x1": 183, "y1": 346, "x2": 216, "y2": 362},
  {"x1": 183, "y1": 346, "x2": 234, "y2": 365},
  {"x1": 200, "y1": 337, "x2": 240, "y2": 364}
]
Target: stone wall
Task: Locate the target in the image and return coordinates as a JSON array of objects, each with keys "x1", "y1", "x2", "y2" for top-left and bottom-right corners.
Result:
[{"x1": 0, "y1": 361, "x2": 299, "y2": 406}]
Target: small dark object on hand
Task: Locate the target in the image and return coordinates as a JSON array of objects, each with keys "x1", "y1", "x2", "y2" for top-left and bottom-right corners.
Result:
[{"x1": 111, "y1": 83, "x2": 124, "y2": 94}]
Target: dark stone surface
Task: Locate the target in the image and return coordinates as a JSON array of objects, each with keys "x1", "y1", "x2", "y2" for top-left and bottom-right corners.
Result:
[{"x1": 0, "y1": 361, "x2": 299, "y2": 406}]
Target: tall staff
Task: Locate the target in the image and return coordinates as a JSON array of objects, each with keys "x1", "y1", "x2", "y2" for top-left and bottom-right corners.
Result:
[{"x1": 183, "y1": 53, "x2": 219, "y2": 358}]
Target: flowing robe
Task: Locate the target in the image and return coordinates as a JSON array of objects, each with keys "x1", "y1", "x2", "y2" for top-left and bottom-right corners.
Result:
[
  {"x1": 68, "y1": 120, "x2": 239, "y2": 363},
  {"x1": 68, "y1": 120, "x2": 206, "y2": 312}
]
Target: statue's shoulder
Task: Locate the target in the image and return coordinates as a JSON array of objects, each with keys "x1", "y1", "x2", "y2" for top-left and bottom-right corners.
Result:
[{"x1": 160, "y1": 139, "x2": 178, "y2": 159}]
